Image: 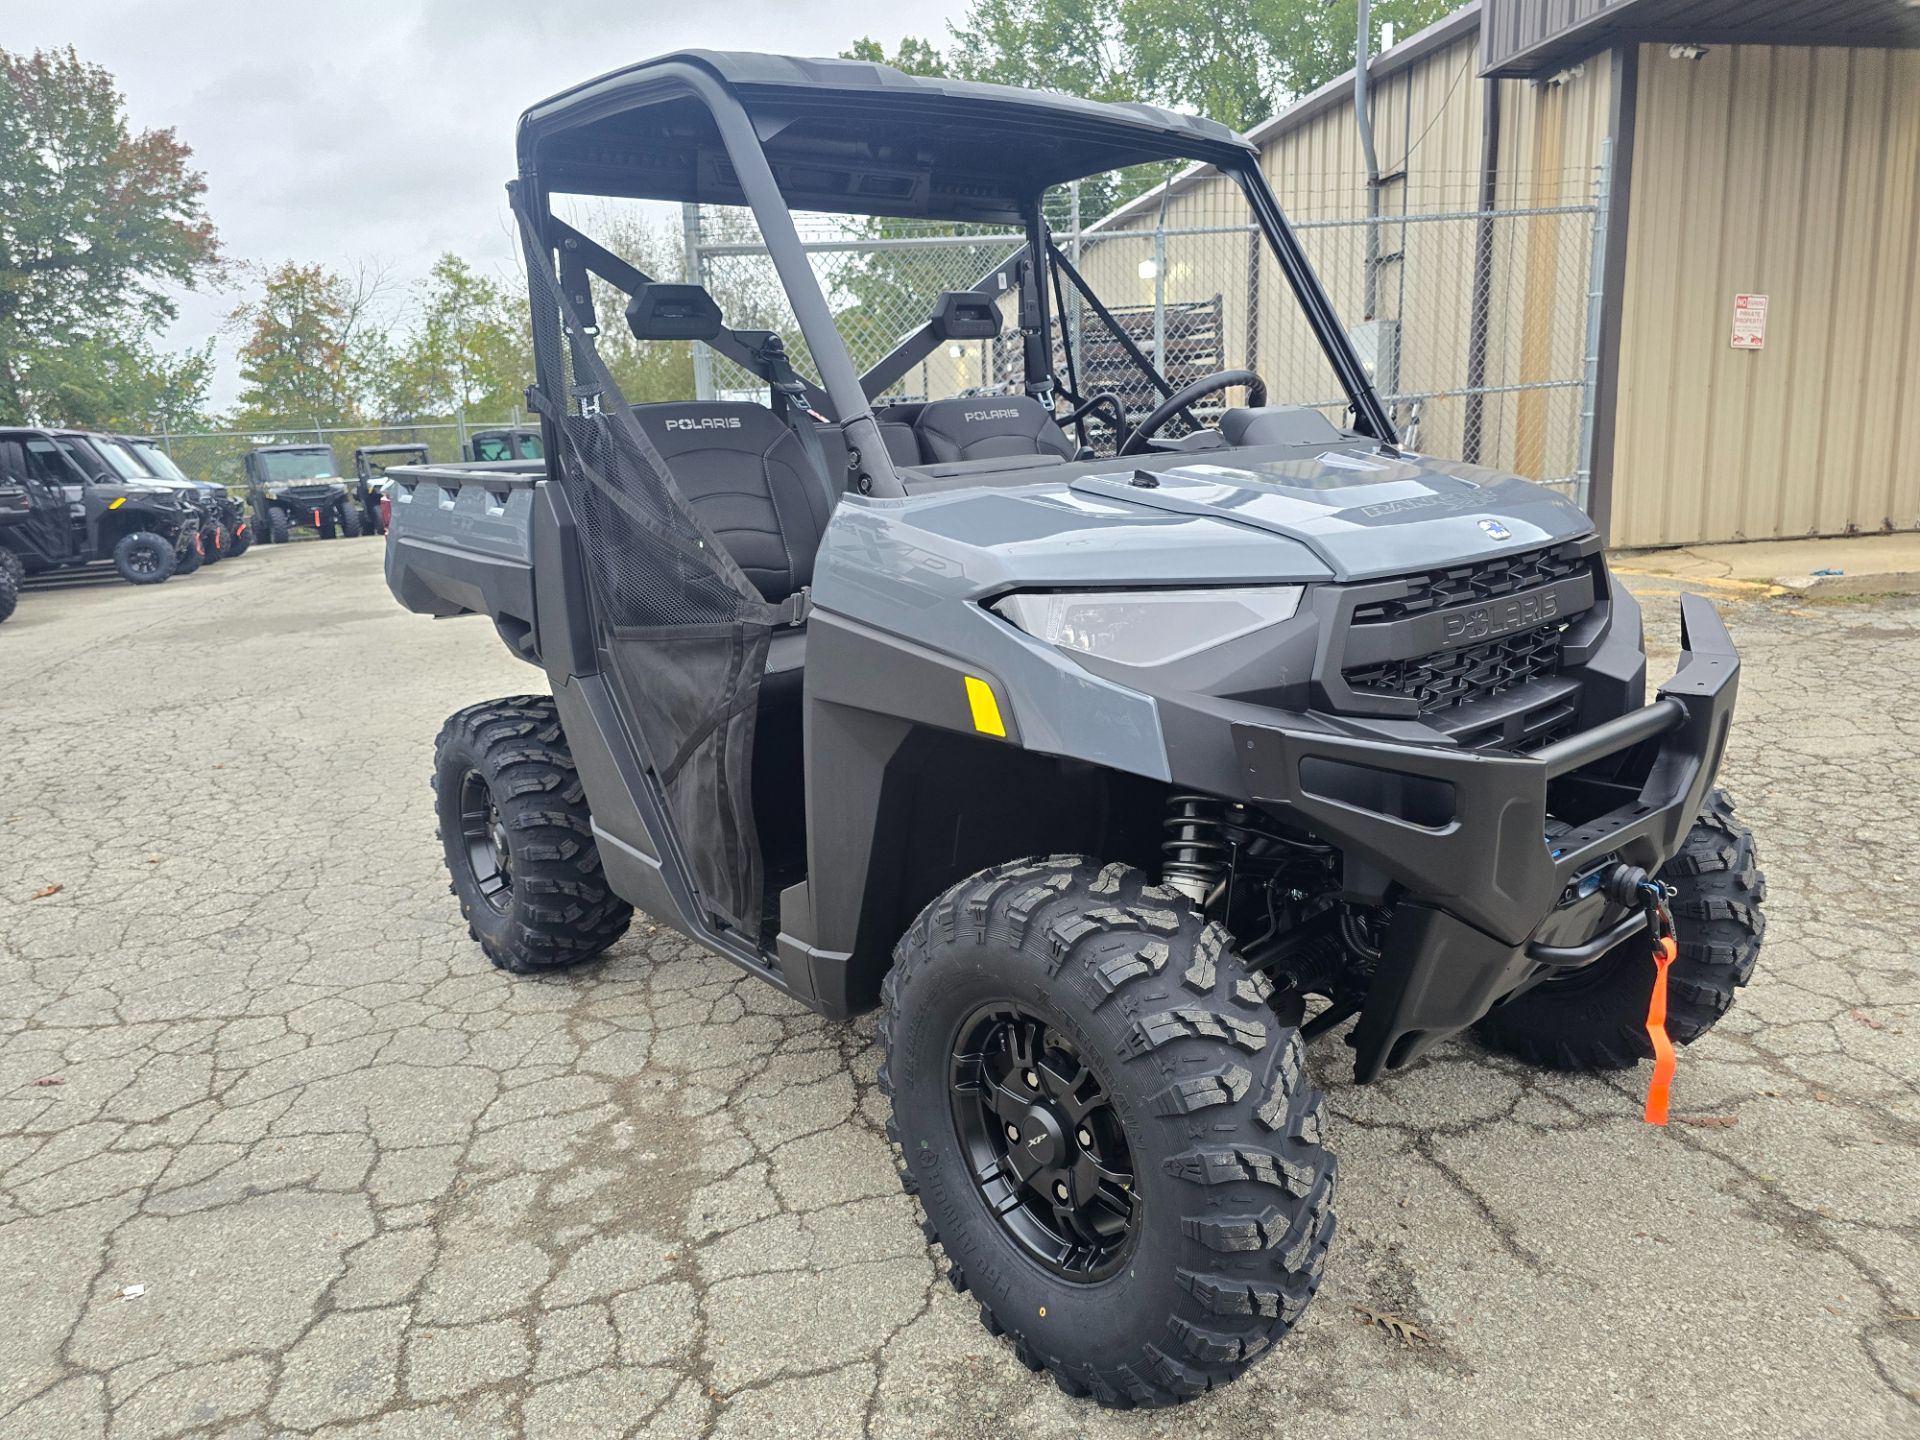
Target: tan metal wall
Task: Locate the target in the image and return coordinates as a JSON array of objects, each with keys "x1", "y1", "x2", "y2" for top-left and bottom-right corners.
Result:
[{"x1": 1612, "y1": 42, "x2": 1920, "y2": 547}]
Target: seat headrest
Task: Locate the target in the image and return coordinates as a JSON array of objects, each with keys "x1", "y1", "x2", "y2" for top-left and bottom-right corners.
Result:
[{"x1": 913, "y1": 395, "x2": 1076, "y2": 464}]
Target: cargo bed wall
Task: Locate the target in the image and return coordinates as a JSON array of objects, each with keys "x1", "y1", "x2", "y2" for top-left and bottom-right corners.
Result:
[{"x1": 383, "y1": 464, "x2": 543, "y2": 661}]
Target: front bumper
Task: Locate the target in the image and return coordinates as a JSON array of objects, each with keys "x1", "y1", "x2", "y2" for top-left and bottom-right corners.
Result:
[{"x1": 1231, "y1": 593, "x2": 1739, "y2": 1080}]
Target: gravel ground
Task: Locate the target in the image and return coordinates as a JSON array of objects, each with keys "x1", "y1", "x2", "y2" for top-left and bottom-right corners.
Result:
[{"x1": 1, "y1": 541, "x2": 1916, "y2": 1439}]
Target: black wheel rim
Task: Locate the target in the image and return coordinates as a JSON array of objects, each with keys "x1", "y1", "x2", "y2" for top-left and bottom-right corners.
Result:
[
  {"x1": 458, "y1": 769, "x2": 513, "y2": 913},
  {"x1": 128, "y1": 544, "x2": 159, "y2": 576},
  {"x1": 949, "y1": 1003, "x2": 1138, "y2": 1281}
]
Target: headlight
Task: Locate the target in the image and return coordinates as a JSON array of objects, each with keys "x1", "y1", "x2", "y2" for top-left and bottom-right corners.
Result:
[{"x1": 991, "y1": 587, "x2": 1303, "y2": 666}]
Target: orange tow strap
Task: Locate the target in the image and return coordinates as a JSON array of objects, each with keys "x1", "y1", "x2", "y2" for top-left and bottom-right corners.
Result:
[{"x1": 1643, "y1": 935, "x2": 1678, "y2": 1125}]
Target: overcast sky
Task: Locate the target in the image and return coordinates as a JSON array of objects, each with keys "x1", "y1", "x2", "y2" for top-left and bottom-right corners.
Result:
[{"x1": 19, "y1": 0, "x2": 975, "y2": 410}]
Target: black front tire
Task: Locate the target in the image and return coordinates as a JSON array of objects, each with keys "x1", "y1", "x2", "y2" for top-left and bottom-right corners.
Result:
[
  {"x1": 882, "y1": 857, "x2": 1337, "y2": 1407},
  {"x1": 175, "y1": 532, "x2": 203, "y2": 576},
  {"x1": 267, "y1": 507, "x2": 290, "y2": 545},
  {"x1": 229, "y1": 524, "x2": 253, "y2": 557},
  {"x1": 1476, "y1": 790, "x2": 1766, "y2": 1071},
  {"x1": 112, "y1": 531, "x2": 177, "y2": 585},
  {"x1": 433, "y1": 695, "x2": 633, "y2": 974},
  {"x1": 340, "y1": 506, "x2": 364, "y2": 539},
  {"x1": 0, "y1": 564, "x2": 16, "y2": 624}
]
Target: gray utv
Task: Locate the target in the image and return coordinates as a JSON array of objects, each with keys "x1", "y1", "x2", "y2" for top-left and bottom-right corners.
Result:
[{"x1": 385, "y1": 52, "x2": 1765, "y2": 1408}]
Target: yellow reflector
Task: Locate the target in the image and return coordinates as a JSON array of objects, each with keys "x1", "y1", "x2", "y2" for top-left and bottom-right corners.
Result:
[
  {"x1": 964, "y1": 676, "x2": 1006, "y2": 737},
  {"x1": 108, "y1": 497, "x2": 126, "y2": 509}
]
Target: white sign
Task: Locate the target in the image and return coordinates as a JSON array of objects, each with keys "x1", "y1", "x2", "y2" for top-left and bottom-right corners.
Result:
[{"x1": 1731, "y1": 293, "x2": 1768, "y2": 350}]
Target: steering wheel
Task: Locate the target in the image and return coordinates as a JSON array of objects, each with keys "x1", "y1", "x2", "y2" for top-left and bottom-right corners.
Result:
[{"x1": 1118, "y1": 369, "x2": 1268, "y2": 456}]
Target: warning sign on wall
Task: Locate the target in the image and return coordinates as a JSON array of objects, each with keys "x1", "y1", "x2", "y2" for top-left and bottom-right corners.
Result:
[{"x1": 1731, "y1": 293, "x2": 1768, "y2": 350}]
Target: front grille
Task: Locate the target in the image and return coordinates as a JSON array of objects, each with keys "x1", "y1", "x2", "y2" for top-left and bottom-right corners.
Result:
[
  {"x1": 1351, "y1": 543, "x2": 1590, "y2": 624},
  {"x1": 1345, "y1": 623, "x2": 1568, "y2": 714}
]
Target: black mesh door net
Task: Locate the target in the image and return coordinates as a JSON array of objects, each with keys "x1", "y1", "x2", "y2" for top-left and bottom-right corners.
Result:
[{"x1": 517, "y1": 196, "x2": 802, "y2": 936}]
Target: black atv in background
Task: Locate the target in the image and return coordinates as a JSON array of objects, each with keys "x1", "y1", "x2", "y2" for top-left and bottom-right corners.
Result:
[
  {"x1": 0, "y1": 427, "x2": 200, "y2": 585},
  {"x1": 352, "y1": 444, "x2": 429, "y2": 536},
  {"x1": 245, "y1": 444, "x2": 362, "y2": 543},
  {"x1": 121, "y1": 435, "x2": 253, "y2": 560},
  {"x1": 461, "y1": 427, "x2": 542, "y2": 463}
]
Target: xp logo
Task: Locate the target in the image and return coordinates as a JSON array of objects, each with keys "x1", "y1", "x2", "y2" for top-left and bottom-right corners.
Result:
[
  {"x1": 963, "y1": 408, "x2": 1022, "y2": 422},
  {"x1": 1478, "y1": 518, "x2": 1513, "y2": 541},
  {"x1": 664, "y1": 416, "x2": 742, "y2": 431}
]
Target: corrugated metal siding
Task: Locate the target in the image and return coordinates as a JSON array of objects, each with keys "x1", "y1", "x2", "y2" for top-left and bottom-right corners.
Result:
[
  {"x1": 1484, "y1": 0, "x2": 1628, "y2": 75},
  {"x1": 1611, "y1": 43, "x2": 1920, "y2": 546}
]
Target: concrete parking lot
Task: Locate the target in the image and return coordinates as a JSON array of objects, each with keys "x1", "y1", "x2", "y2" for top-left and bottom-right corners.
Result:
[{"x1": 1, "y1": 541, "x2": 1916, "y2": 1439}]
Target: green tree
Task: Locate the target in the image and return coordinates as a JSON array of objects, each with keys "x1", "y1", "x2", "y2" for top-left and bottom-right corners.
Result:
[
  {"x1": 841, "y1": 36, "x2": 949, "y2": 76},
  {"x1": 377, "y1": 255, "x2": 530, "y2": 422},
  {"x1": 854, "y1": 0, "x2": 1458, "y2": 158},
  {"x1": 22, "y1": 336, "x2": 214, "y2": 433},
  {"x1": 0, "y1": 46, "x2": 222, "y2": 422}
]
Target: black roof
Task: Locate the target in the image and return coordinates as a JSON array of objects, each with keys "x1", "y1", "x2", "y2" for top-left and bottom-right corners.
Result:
[{"x1": 517, "y1": 50, "x2": 1255, "y2": 223}]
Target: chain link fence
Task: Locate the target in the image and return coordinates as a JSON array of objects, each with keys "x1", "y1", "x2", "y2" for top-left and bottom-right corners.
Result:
[
  {"x1": 688, "y1": 162, "x2": 1606, "y2": 505},
  {"x1": 146, "y1": 415, "x2": 533, "y2": 492}
]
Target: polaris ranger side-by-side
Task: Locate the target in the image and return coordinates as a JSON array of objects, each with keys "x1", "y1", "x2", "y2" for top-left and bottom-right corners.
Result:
[
  {"x1": 384, "y1": 53, "x2": 1765, "y2": 1408},
  {"x1": 0, "y1": 428, "x2": 201, "y2": 585},
  {"x1": 245, "y1": 444, "x2": 361, "y2": 542}
]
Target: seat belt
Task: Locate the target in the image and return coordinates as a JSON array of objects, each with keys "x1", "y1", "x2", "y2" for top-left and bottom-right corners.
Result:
[{"x1": 755, "y1": 335, "x2": 839, "y2": 503}]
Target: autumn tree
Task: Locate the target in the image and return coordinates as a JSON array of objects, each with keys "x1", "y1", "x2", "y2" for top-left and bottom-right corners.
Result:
[
  {"x1": 0, "y1": 46, "x2": 222, "y2": 422},
  {"x1": 228, "y1": 260, "x2": 389, "y2": 430}
]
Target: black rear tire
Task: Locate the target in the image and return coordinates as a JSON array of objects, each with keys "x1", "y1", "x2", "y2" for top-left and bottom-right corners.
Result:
[
  {"x1": 340, "y1": 506, "x2": 364, "y2": 539},
  {"x1": 1475, "y1": 790, "x2": 1765, "y2": 1071},
  {"x1": 0, "y1": 564, "x2": 16, "y2": 624},
  {"x1": 882, "y1": 857, "x2": 1336, "y2": 1407},
  {"x1": 268, "y1": 507, "x2": 290, "y2": 545},
  {"x1": 112, "y1": 531, "x2": 177, "y2": 585},
  {"x1": 0, "y1": 547, "x2": 24, "y2": 591},
  {"x1": 433, "y1": 695, "x2": 633, "y2": 974}
]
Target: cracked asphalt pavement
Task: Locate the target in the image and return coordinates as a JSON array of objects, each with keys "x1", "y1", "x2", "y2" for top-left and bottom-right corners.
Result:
[{"x1": 2, "y1": 542, "x2": 1917, "y2": 1438}]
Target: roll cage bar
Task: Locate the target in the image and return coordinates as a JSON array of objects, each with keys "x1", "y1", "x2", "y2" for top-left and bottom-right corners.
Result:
[{"x1": 513, "y1": 51, "x2": 1394, "y2": 499}]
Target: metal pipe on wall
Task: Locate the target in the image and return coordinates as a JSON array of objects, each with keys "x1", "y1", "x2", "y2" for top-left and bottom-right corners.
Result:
[
  {"x1": 1463, "y1": 77, "x2": 1502, "y2": 464},
  {"x1": 1354, "y1": 0, "x2": 1382, "y2": 321}
]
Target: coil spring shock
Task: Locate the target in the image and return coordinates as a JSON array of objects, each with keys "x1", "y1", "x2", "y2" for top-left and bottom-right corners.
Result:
[{"x1": 1161, "y1": 795, "x2": 1230, "y2": 905}]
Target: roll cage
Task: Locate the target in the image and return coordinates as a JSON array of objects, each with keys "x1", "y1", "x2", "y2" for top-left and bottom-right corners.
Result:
[{"x1": 511, "y1": 50, "x2": 1394, "y2": 496}]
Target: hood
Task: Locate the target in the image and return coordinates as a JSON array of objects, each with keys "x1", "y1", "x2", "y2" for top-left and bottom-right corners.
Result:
[{"x1": 1067, "y1": 447, "x2": 1594, "y2": 582}]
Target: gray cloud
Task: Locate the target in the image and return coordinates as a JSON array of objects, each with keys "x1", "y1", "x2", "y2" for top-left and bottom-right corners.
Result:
[{"x1": 18, "y1": 0, "x2": 971, "y2": 408}]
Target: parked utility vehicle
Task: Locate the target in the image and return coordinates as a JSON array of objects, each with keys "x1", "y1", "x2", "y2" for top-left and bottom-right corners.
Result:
[
  {"x1": 352, "y1": 444, "x2": 429, "y2": 536},
  {"x1": 245, "y1": 444, "x2": 360, "y2": 542},
  {"x1": 386, "y1": 52, "x2": 1765, "y2": 1408},
  {"x1": 121, "y1": 436, "x2": 252, "y2": 560},
  {"x1": 462, "y1": 427, "x2": 542, "y2": 463},
  {"x1": 0, "y1": 427, "x2": 200, "y2": 585}
]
